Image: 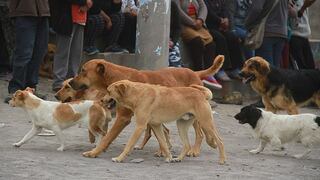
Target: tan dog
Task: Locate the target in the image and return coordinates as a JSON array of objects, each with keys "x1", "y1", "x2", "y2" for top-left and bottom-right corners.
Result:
[
  {"x1": 54, "y1": 78, "x2": 172, "y2": 155},
  {"x1": 69, "y1": 55, "x2": 225, "y2": 158},
  {"x1": 39, "y1": 43, "x2": 56, "y2": 79},
  {"x1": 239, "y1": 57, "x2": 320, "y2": 114},
  {"x1": 101, "y1": 80, "x2": 226, "y2": 164},
  {"x1": 9, "y1": 88, "x2": 111, "y2": 151}
]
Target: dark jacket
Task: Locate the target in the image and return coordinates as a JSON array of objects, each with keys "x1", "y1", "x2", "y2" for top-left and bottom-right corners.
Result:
[
  {"x1": 170, "y1": 1, "x2": 181, "y2": 44},
  {"x1": 9, "y1": 0, "x2": 50, "y2": 17},
  {"x1": 204, "y1": 0, "x2": 228, "y2": 30},
  {"x1": 49, "y1": 0, "x2": 87, "y2": 36}
]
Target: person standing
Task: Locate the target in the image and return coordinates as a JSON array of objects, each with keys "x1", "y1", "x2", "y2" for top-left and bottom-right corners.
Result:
[
  {"x1": 50, "y1": 0, "x2": 92, "y2": 92},
  {"x1": 5, "y1": 0, "x2": 50, "y2": 103},
  {"x1": 246, "y1": 0, "x2": 288, "y2": 67}
]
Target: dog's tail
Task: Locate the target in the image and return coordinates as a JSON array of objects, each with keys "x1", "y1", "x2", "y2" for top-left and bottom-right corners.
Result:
[
  {"x1": 195, "y1": 55, "x2": 225, "y2": 79},
  {"x1": 190, "y1": 84, "x2": 212, "y2": 100}
]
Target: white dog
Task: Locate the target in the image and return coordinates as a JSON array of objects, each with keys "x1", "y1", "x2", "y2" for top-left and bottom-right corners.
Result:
[
  {"x1": 234, "y1": 105, "x2": 320, "y2": 158},
  {"x1": 9, "y1": 88, "x2": 111, "y2": 151}
]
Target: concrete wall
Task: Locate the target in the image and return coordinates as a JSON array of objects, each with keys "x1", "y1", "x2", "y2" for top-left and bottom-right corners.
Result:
[
  {"x1": 84, "y1": 0, "x2": 171, "y2": 70},
  {"x1": 309, "y1": 1, "x2": 320, "y2": 39}
]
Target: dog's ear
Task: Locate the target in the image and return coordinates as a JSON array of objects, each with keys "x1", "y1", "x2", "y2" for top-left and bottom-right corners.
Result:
[
  {"x1": 96, "y1": 63, "x2": 105, "y2": 75},
  {"x1": 25, "y1": 87, "x2": 35, "y2": 94},
  {"x1": 15, "y1": 90, "x2": 26, "y2": 100},
  {"x1": 115, "y1": 83, "x2": 127, "y2": 97},
  {"x1": 252, "y1": 61, "x2": 269, "y2": 75}
]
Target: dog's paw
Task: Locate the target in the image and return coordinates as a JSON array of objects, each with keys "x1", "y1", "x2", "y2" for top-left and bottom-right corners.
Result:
[
  {"x1": 219, "y1": 159, "x2": 226, "y2": 165},
  {"x1": 154, "y1": 150, "x2": 165, "y2": 157},
  {"x1": 249, "y1": 149, "x2": 260, "y2": 154},
  {"x1": 82, "y1": 151, "x2": 98, "y2": 158},
  {"x1": 57, "y1": 146, "x2": 64, "y2": 151},
  {"x1": 12, "y1": 142, "x2": 21, "y2": 147},
  {"x1": 134, "y1": 146, "x2": 143, "y2": 150},
  {"x1": 112, "y1": 157, "x2": 123, "y2": 163},
  {"x1": 186, "y1": 148, "x2": 200, "y2": 157}
]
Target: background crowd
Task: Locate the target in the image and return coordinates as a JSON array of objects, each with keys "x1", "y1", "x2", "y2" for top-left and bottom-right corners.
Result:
[{"x1": 0, "y1": 0, "x2": 318, "y2": 103}]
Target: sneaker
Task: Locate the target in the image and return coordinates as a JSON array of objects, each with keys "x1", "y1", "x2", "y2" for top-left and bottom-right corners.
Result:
[
  {"x1": 4, "y1": 94, "x2": 13, "y2": 104},
  {"x1": 105, "y1": 45, "x2": 129, "y2": 53},
  {"x1": 202, "y1": 76, "x2": 222, "y2": 89},
  {"x1": 34, "y1": 92, "x2": 47, "y2": 100},
  {"x1": 84, "y1": 46, "x2": 100, "y2": 56},
  {"x1": 228, "y1": 69, "x2": 241, "y2": 80},
  {"x1": 215, "y1": 70, "x2": 231, "y2": 81}
]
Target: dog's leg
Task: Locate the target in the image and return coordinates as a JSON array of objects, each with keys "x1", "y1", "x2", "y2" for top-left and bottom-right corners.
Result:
[
  {"x1": 111, "y1": 120, "x2": 147, "y2": 163},
  {"x1": 88, "y1": 130, "x2": 96, "y2": 144},
  {"x1": 187, "y1": 121, "x2": 204, "y2": 157},
  {"x1": 294, "y1": 141, "x2": 312, "y2": 159},
  {"x1": 153, "y1": 125, "x2": 172, "y2": 157},
  {"x1": 197, "y1": 106, "x2": 226, "y2": 165},
  {"x1": 134, "y1": 124, "x2": 152, "y2": 150},
  {"x1": 174, "y1": 119, "x2": 194, "y2": 162},
  {"x1": 82, "y1": 107, "x2": 133, "y2": 158},
  {"x1": 149, "y1": 124, "x2": 173, "y2": 162},
  {"x1": 51, "y1": 128, "x2": 65, "y2": 151},
  {"x1": 249, "y1": 140, "x2": 267, "y2": 154},
  {"x1": 262, "y1": 97, "x2": 277, "y2": 113},
  {"x1": 270, "y1": 137, "x2": 282, "y2": 151},
  {"x1": 13, "y1": 126, "x2": 42, "y2": 147}
]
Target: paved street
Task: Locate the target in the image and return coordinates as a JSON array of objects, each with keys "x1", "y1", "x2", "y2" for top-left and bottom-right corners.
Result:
[{"x1": 0, "y1": 77, "x2": 319, "y2": 180}]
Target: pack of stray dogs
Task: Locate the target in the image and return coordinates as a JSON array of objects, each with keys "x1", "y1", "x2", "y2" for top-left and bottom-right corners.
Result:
[{"x1": 8, "y1": 55, "x2": 320, "y2": 165}]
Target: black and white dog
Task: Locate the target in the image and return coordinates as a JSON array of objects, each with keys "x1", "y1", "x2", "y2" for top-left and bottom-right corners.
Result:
[{"x1": 234, "y1": 105, "x2": 320, "y2": 158}]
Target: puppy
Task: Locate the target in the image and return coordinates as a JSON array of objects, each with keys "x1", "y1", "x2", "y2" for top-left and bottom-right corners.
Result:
[
  {"x1": 102, "y1": 80, "x2": 226, "y2": 164},
  {"x1": 239, "y1": 57, "x2": 320, "y2": 114},
  {"x1": 234, "y1": 105, "x2": 320, "y2": 158},
  {"x1": 9, "y1": 88, "x2": 111, "y2": 151},
  {"x1": 54, "y1": 78, "x2": 172, "y2": 156},
  {"x1": 39, "y1": 43, "x2": 56, "y2": 79}
]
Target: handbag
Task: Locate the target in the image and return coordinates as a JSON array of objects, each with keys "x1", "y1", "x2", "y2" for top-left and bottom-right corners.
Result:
[{"x1": 244, "y1": 0, "x2": 280, "y2": 50}]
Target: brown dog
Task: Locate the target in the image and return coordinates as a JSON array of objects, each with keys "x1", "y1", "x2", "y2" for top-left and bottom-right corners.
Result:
[
  {"x1": 39, "y1": 43, "x2": 56, "y2": 79},
  {"x1": 239, "y1": 56, "x2": 320, "y2": 114},
  {"x1": 69, "y1": 55, "x2": 225, "y2": 158},
  {"x1": 102, "y1": 80, "x2": 226, "y2": 164},
  {"x1": 54, "y1": 78, "x2": 172, "y2": 156}
]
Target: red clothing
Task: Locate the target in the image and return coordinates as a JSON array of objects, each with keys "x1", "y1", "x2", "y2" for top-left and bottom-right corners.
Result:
[
  {"x1": 187, "y1": 2, "x2": 197, "y2": 19},
  {"x1": 72, "y1": 5, "x2": 87, "y2": 25}
]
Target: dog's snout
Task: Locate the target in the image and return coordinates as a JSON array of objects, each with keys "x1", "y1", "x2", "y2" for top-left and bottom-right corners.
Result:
[
  {"x1": 69, "y1": 80, "x2": 75, "y2": 88},
  {"x1": 234, "y1": 113, "x2": 240, "y2": 120}
]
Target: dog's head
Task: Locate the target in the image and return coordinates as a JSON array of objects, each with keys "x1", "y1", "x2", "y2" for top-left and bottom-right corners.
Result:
[
  {"x1": 239, "y1": 57, "x2": 270, "y2": 84},
  {"x1": 234, "y1": 105, "x2": 262, "y2": 129},
  {"x1": 69, "y1": 59, "x2": 107, "y2": 92},
  {"x1": 101, "y1": 80, "x2": 133, "y2": 109},
  {"x1": 55, "y1": 78, "x2": 77, "y2": 102},
  {"x1": 9, "y1": 87, "x2": 35, "y2": 107}
]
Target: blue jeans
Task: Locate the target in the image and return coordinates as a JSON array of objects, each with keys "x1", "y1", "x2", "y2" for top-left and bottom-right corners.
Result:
[
  {"x1": 8, "y1": 17, "x2": 49, "y2": 93},
  {"x1": 255, "y1": 37, "x2": 286, "y2": 67}
]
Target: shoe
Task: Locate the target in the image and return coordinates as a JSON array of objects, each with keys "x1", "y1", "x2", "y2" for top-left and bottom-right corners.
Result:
[
  {"x1": 228, "y1": 69, "x2": 242, "y2": 80},
  {"x1": 4, "y1": 94, "x2": 13, "y2": 104},
  {"x1": 215, "y1": 70, "x2": 231, "y2": 81},
  {"x1": 34, "y1": 92, "x2": 47, "y2": 100},
  {"x1": 202, "y1": 76, "x2": 222, "y2": 89},
  {"x1": 84, "y1": 46, "x2": 100, "y2": 55},
  {"x1": 250, "y1": 99, "x2": 265, "y2": 108},
  {"x1": 105, "y1": 45, "x2": 129, "y2": 53}
]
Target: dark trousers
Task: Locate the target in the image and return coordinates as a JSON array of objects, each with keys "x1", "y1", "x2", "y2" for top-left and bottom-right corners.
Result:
[
  {"x1": 209, "y1": 29, "x2": 243, "y2": 70},
  {"x1": 289, "y1": 35, "x2": 315, "y2": 69},
  {"x1": 105, "y1": 13, "x2": 125, "y2": 47},
  {"x1": 118, "y1": 13, "x2": 137, "y2": 53},
  {"x1": 84, "y1": 14, "x2": 105, "y2": 48},
  {"x1": 185, "y1": 37, "x2": 216, "y2": 71},
  {"x1": 8, "y1": 17, "x2": 49, "y2": 93}
]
